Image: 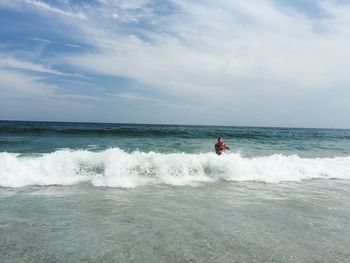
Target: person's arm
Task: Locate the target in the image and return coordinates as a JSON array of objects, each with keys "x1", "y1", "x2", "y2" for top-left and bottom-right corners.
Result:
[
  {"x1": 225, "y1": 144, "x2": 230, "y2": 150},
  {"x1": 215, "y1": 144, "x2": 219, "y2": 154}
]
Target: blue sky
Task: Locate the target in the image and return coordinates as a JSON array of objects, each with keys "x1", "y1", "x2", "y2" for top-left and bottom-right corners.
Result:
[{"x1": 0, "y1": 0, "x2": 350, "y2": 128}]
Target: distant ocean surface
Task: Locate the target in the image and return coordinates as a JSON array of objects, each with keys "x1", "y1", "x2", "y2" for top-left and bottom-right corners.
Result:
[{"x1": 1, "y1": 121, "x2": 350, "y2": 262}]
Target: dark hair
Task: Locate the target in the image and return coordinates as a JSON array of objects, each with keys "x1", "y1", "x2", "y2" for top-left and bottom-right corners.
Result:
[{"x1": 218, "y1": 137, "x2": 222, "y2": 140}]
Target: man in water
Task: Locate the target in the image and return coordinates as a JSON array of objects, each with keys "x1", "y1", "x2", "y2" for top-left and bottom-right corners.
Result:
[{"x1": 215, "y1": 137, "x2": 230, "y2": 155}]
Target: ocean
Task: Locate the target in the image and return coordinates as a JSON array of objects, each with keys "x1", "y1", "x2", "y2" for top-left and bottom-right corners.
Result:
[{"x1": 1, "y1": 121, "x2": 350, "y2": 262}]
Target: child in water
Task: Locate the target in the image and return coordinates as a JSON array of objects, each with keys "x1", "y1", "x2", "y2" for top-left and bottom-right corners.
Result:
[{"x1": 215, "y1": 137, "x2": 230, "y2": 155}]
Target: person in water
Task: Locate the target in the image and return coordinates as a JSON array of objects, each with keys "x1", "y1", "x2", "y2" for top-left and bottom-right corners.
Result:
[{"x1": 215, "y1": 137, "x2": 230, "y2": 155}]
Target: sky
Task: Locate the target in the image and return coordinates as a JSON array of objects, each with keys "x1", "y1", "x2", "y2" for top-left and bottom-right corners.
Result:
[{"x1": 0, "y1": 0, "x2": 350, "y2": 128}]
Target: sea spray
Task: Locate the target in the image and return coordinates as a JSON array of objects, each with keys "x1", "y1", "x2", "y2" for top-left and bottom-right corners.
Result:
[{"x1": 1, "y1": 148, "x2": 350, "y2": 188}]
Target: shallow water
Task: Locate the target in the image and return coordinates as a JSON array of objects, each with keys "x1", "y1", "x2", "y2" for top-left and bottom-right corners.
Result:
[{"x1": 1, "y1": 180, "x2": 349, "y2": 262}]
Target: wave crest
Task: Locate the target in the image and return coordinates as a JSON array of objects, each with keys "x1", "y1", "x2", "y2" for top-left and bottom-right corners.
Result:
[{"x1": 1, "y1": 148, "x2": 350, "y2": 188}]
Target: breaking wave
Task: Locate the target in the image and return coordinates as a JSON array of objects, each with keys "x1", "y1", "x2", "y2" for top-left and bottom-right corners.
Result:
[{"x1": 1, "y1": 148, "x2": 350, "y2": 188}]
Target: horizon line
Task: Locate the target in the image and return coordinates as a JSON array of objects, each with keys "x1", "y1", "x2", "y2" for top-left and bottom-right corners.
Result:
[{"x1": 1, "y1": 119, "x2": 349, "y2": 131}]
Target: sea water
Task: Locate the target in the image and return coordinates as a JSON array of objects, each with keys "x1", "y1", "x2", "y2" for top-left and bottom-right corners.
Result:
[{"x1": 0, "y1": 121, "x2": 350, "y2": 262}]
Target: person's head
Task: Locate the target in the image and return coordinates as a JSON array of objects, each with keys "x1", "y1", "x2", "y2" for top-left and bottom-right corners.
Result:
[{"x1": 218, "y1": 137, "x2": 224, "y2": 143}]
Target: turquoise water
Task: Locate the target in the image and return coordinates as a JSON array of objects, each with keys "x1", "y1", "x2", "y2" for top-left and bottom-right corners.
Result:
[
  {"x1": 2, "y1": 121, "x2": 350, "y2": 157},
  {"x1": 1, "y1": 121, "x2": 350, "y2": 262}
]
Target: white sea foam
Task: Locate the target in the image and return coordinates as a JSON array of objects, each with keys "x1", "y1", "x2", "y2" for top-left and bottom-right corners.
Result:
[{"x1": 1, "y1": 148, "x2": 350, "y2": 188}]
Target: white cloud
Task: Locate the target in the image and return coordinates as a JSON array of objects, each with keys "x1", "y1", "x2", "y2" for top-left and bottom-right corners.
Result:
[
  {"x1": 28, "y1": 37, "x2": 53, "y2": 43},
  {"x1": 0, "y1": 59, "x2": 93, "y2": 101},
  {"x1": 0, "y1": 68, "x2": 100, "y2": 113},
  {"x1": 23, "y1": 0, "x2": 86, "y2": 19},
  {"x1": 64, "y1": 0, "x2": 350, "y2": 97},
  {"x1": 2, "y1": 0, "x2": 350, "y2": 126},
  {"x1": 108, "y1": 91, "x2": 166, "y2": 103},
  {"x1": 0, "y1": 56, "x2": 91, "y2": 80},
  {"x1": 98, "y1": 0, "x2": 149, "y2": 10},
  {"x1": 65, "y1": 43, "x2": 81, "y2": 48},
  {"x1": 60, "y1": 0, "x2": 350, "y2": 127},
  {"x1": 0, "y1": 69, "x2": 57, "y2": 98},
  {"x1": 0, "y1": 0, "x2": 86, "y2": 19},
  {"x1": 0, "y1": 56, "x2": 66, "y2": 75}
]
